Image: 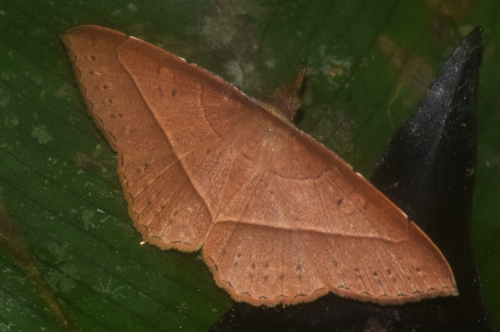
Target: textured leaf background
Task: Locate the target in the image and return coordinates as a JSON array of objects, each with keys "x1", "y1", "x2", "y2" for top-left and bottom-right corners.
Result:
[{"x1": 0, "y1": 0, "x2": 499, "y2": 330}]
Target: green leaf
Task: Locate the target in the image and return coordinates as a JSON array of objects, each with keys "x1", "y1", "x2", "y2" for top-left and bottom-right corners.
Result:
[{"x1": 0, "y1": 0, "x2": 499, "y2": 330}]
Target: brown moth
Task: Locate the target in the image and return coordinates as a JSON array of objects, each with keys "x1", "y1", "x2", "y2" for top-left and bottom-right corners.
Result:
[{"x1": 62, "y1": 25, "x2": 457, "y2": 307}]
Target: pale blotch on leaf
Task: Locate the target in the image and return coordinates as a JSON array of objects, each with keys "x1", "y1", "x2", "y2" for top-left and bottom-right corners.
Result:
[
  {"x1": 31, "y1": 125, "x2": 53, "y2": 144},
  {"x1": 82, "y1": 209, "x2": 96, "y2": 230},
  {"x1": 0, "y1": 88, "x2": 11, "y2": 107},
  {"x1": 224, "y1": 59, "x2": 244, "y2": 87},
  {"x1": 45, "y1": 242, "x2": 78, "y2": 293}
]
